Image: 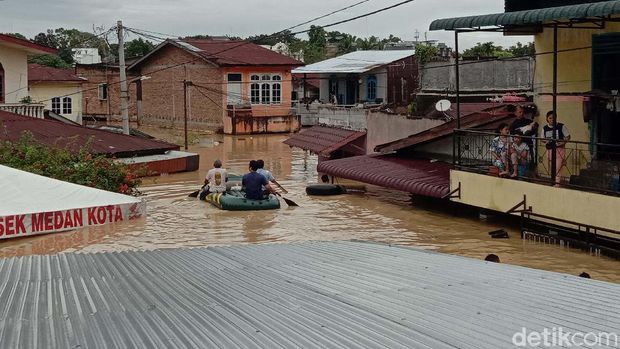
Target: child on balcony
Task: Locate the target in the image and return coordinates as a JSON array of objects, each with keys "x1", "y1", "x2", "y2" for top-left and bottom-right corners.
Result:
[
  {"x1": 490, "y1": 123, "x2": 511, "y2": 177},
  {"x1": 510, "y1": 130, "x2": 529, "y2": 178}
]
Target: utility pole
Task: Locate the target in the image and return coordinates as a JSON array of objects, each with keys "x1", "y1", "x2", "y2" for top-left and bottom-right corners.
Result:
[
  {"x1": 183, "y1": 80, "x2": 192, "y2": 150},
  {"x1": 117, "y1": 20, "x2": 130, "y2": 135}
]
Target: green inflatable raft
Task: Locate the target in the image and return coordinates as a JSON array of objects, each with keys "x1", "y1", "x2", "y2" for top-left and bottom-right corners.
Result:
[{"x1": 205, "y1": 190, "x2": 280, "y2": 211}]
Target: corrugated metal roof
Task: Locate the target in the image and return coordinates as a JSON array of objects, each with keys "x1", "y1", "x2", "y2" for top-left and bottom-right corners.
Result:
[
  {"x1": 1, "y1": 241, "x2": 618, "y2": 348},
  {"x1": 430, "y1": 0, "x2": 620, "y2": 30},
  {"x1": 292, "y1": 50, "x2": 415, "y2": 74},
  {"x1": 28, "y1": 64, "x2": 86, "y2": 83},
  {"x1": 0, "y1": 33, "x2": 57, "y2": 55},
  {"x1": 130, "y1": 39, "x2": 303, "y2": 70},
  {"x1": 0, "y1": 110, "x2": 179, "y2": 157},
  {"x1": 283, "y1": 125, "x2": 366, "y2": 156},
  {"x1": 317, "y1": 155, "x2": 451, "y2": 197},
  {"x1": 375, "y1": 103, "x2": 532, "y2": 153}
]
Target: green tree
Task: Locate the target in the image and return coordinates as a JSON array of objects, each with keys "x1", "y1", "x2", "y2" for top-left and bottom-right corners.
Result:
[
  {"x1": 414, "y1": 42, "x2": 438, "y2": 65},
  {"x1": 355, "y1": 36, "x2": 382, "y2": 50},
  {"x1": 337, "y1": 34, "x2": 358, "y2": 55},
  {"x1": 508, "y1": 42, "x2": 535, "y2": 57},
  {"x1": 28, "y1": 54, "x2": 72, "y2": 68},
  {"x1": 125, "y1": 38, "x2": 154, "y2": 58},
  {"x1": 462, "y1": 42, "x2": 512, "y2": 58},
  {"x1": 304, "y1": 26, "x2": 327, "y2": 64}
]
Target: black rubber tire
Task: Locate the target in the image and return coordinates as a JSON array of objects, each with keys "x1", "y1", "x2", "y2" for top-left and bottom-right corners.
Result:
[{"x1": 305, "y1": 184, "x2": 347, "y2": 196}]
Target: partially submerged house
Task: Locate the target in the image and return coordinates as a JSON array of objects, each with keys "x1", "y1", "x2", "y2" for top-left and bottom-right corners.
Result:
[
  {"x1": 0, "y1": 34, "x2": 56, "y2": 117},
  {"x1": 0, "y1": 110, "x2": 198, "y2": 175},
  {"x1": 128, "y1": 39, "x2": 303, "y2": 134},
  {"x1": 75, "y1": 62, "x2": 138, "y2": 122},
  {"x1": 292, "y1": 50, "x2": 417, "y2": 128},
  {"x1": 28, "y1": 64, "x2": 87, "y2": 124}
]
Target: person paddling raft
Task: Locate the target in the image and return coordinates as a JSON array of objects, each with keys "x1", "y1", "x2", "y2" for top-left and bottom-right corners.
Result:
[
  {"x1": 242, "y1": 160, "x2": 276, "y2": 200},
  {"x1": 199, "y1": 160, "x2": 228, "y2": 200}
]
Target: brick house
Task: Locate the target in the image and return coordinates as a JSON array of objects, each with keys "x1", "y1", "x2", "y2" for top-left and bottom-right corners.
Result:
[
  {"x1": 128, "y1": 39, "x2": 303, "y2": 134},
  {"x1": 75, "y1": 63, "x2": 138, "y2": 122}
]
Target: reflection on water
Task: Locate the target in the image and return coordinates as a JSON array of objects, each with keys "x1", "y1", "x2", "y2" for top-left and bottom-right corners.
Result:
[{"x1": 1, "y1": 128, "x2": 620, "y2": 284}]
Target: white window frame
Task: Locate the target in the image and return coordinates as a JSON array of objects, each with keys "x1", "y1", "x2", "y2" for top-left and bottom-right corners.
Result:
[
  {"x1": 62, "y1": 97, "x2": 72, "y2": 114},
  {"x1": 250, "y1": 73, "x2": 282, "y2": 105},
  {"x1": 98, "y1": 83, "x2": 108, "y2": 100},
  {"x1": 51, "y1": 97, "x2": 61, "y2": 114}
]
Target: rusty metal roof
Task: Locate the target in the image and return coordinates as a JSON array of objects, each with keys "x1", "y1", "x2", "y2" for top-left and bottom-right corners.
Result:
[
  {"x1": 28, "y1": 64, "x2": 86, "y2": 83},
  {"x1": 317, "y1": 154, "x2": 451, "y2": 198},
  {"x1": 130, "y1": 39, "x2": 303, "y2": 71},
  {"x1": 0, "y1": 34, "x2": 57, "y2": 55},
  {"x1": 2, "y1": 241, "x2": 618, "y2": 348},
  {"x1": 376, "y1": 103, "x2": 533, "y2": 153},
  {"x1": 0, "y1": 111, "x2": 179, "y2": 157},
  {"x1": 284, "y1": 125, "x2": 366, "y2": 157}
]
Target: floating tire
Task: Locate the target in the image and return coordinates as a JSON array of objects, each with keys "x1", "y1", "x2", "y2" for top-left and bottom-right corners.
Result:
[{"x1": 305, "y1": 184, "x2": 347, "y2": 196}]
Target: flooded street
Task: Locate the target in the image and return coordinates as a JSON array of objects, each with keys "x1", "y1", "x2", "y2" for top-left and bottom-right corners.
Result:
[{"x1": 1, "y1": 128, "x2": 620, "y2": 283}]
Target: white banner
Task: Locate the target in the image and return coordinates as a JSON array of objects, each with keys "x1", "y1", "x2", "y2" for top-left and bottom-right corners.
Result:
[{"x1": 0, "y1": 201, "x2": 146, "y2": 239}]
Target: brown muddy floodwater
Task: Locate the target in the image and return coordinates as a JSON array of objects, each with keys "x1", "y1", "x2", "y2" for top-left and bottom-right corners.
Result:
[{"x1": 1, "y1": 127, "x2": 620, "y2": 283}]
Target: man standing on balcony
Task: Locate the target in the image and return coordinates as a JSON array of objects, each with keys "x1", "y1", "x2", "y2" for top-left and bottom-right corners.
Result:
[{"x1": 541, "y1": 111, "x2": 571, "y2": 185}]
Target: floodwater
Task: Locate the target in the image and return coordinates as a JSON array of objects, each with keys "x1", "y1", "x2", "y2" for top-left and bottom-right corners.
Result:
[{"x1": 2, "y1": 127, "x2": 620, "y2": 284}]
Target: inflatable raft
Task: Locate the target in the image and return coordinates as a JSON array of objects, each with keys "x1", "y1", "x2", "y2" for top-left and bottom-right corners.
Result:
[
  {"x1": 205, "y1": 190, "x2": 281, "y2": 211},
  {"x1": 305, "y1": 184, "x2": 347, "y2": 196}
]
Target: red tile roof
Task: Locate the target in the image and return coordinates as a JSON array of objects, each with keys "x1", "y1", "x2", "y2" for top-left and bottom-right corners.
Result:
[
  {"x1": 376, "y1": 102, "x2": 535, "y2": 153},
  {"x1": 317, "y1": 154, "x2": 451, "y2": 198},
  {"x1": 0, "y1": 111, "x2": 179, "y2": 157},
  {"x1": 183, "y1": 39, "x2": 304, "y2": 66},
  {"x1": 28, "y1": 64, "x2": 85, "y2": 83},
  {"x1": 283, "y1": 125, "x2": 366, "y2": 156},
  {"x1": 0, "y1": 34, "x2": 57, "y2": 55}
]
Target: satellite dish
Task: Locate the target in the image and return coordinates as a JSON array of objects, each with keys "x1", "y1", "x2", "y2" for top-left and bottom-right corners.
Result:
[{"x1": 435, "y1": 99, "x2": 452, "y2": 112}]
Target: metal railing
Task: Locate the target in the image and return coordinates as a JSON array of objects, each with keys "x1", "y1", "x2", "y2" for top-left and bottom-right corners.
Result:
[
  {"x1": 453, "y1": 129, "x2": 620, "y2": 195},
  {"x1": 0, "y1": 103, "x2": 45, "y2": 118}
]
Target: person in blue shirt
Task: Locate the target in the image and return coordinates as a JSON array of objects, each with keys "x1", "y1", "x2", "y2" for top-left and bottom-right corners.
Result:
[
  {"x1": 256, "y1": 159, "x2": 274, "y2": 182},
  {"x1": 242, "y1": 160, "x2": 276, "y2": 200}
]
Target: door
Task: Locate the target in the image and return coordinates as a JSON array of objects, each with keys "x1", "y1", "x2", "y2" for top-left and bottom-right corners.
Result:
[
  {"x1": 227, "y1": 73, "x2": 242, "y2": 105},
  {"x1": 592, "y1": 33, "x2": 620, "y2": 159}
]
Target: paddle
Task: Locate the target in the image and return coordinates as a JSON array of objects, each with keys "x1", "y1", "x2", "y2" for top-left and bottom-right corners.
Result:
[
  {"x1": 274, "y1": 192, "x2": 299, "y2": 207},
  {"x1": 188, "y1": 184, "x2": 206, "y2": 198},
  {"x1": 271, "y1": 179, "x2": 288, "y2": 194}
]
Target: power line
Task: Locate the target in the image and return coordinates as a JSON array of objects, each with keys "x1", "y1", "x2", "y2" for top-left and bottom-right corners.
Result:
[
  {"x1": 31, "y1": 1, "x2": 414, "y2": 105},
  {"x1": 290, "y1": 0, "x2": 416, "y2": 35}
]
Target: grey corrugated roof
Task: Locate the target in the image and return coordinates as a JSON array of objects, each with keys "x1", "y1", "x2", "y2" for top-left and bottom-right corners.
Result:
[
  {"x1": 292, "y1": 50, "x2": 415, "y2": 74},
  {"x1": 429, "y1": 0, "x2": 620, "y2": 30},
  {"x1": 0, "y1": 241, "x2": 618, "y2": 348}
]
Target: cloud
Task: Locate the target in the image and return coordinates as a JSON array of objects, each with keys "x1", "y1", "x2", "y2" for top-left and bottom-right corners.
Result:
[{"x1": 0, "y1": 0, "x2": 533, "y2": 49}]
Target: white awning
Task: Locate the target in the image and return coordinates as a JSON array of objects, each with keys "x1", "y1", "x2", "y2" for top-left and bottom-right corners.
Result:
[{"x1": 0, "y1": 165, "x2": 145, "y2": 238}]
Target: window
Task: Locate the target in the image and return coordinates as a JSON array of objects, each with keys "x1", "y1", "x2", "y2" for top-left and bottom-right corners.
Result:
[
  {"x1": 367, "y1": 75, "x2": 377, "y2": 102},
  {"x1": 251, "y1": 74, "x2": 282, "y2": 104},
  {"x1": 250, "y1": 75, "x2": 260, "y2": 104},
  {"x1": 227, "y1": 73, "x2": 242, "y2": 105},
  {"x1": 62, "y1": 97, "x2": 72, "y2": 114},
  {"x1": 98, "y1": 84, "x2": 108, "y2": 100},
  {"x1": 51, "y1": 97, "x2": 61, "y2": 114}
]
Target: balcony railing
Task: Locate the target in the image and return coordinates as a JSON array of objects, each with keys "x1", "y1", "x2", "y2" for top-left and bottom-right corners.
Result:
[
  {"x1": 454, "y1": 129, "x2": 620, "y2": 195},
  {"x1": 0, "y1": 103, "x2": 45, "y2": 118}
]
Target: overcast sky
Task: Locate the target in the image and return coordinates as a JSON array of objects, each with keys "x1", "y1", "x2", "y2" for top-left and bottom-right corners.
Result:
[{"x1": 0, "y1": 0, "x2": 533, "y2": 50}]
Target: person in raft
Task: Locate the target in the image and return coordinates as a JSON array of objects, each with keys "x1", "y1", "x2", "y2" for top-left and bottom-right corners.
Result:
[
  {"x1": 242, "y1": 160, "x2": 276, "y2": 200},
  {"x1": 199, "y1": 159, "x2": 228, "y2": 200},
  {"x1": 256, "y1": 159, "x2": 275, "y2": 192}
]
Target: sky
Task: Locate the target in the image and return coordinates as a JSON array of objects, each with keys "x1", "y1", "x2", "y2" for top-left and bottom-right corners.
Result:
[{"x1": 0, "y1": 0, "x2": 534, "y2": 50}]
